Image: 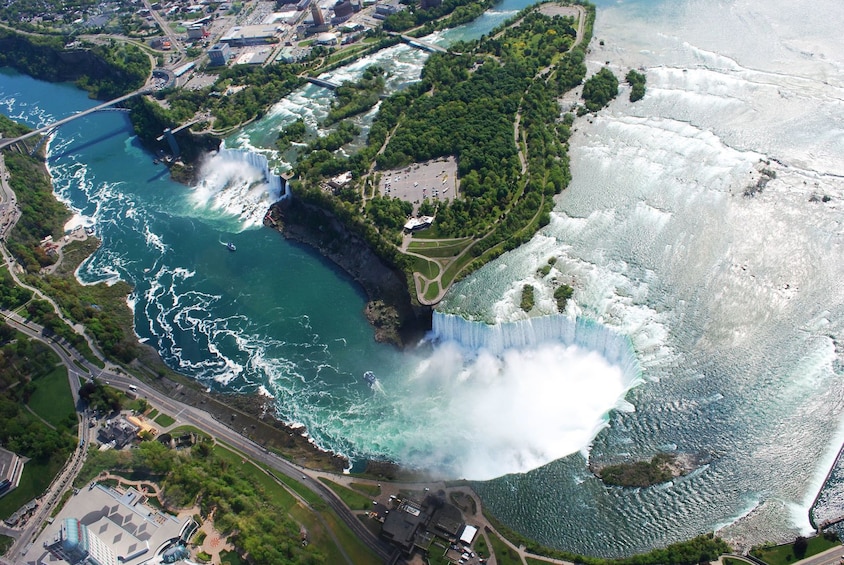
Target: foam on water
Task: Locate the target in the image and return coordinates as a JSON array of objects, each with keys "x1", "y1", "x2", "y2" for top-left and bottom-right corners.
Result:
[
  {"x1": 188, "y1": 149, "x2": 287, "y2": 229},
  {"x1": 453, "y1": 0, "x2": 844, "y2": 554}
]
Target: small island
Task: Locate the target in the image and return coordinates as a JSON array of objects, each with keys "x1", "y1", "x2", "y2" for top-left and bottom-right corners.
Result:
[{"x1": 593, "y1": 453, "x2": 693, "y2": 488}]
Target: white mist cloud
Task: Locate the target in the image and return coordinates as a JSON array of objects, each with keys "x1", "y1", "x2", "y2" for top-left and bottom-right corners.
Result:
[{"x1": 393, "y1": 339, "x2": 632, "y2": 480}]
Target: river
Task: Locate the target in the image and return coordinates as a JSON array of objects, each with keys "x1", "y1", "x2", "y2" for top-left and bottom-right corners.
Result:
[{"x1": 2, "y1": 0, "x2": 843, "y2": 557}]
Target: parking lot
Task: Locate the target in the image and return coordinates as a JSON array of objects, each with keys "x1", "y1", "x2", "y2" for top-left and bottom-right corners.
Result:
[{"x1": 378, "y1": 156, "x2": 458, "y2": 212}]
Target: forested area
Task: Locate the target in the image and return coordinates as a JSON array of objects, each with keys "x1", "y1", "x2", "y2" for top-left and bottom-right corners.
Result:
[
  {"x1": 383, "y1": 0, "x2": 496, "y2": 33},
  {"x1": 0, "y1": 30, "x2": 149, "y2": 99},
  {"x1": 0, "y1": 322, "x2": 76, "y2": 462},
  {"x1": 581, "y1": 66, "x2": 619, "y2": 111},
  {"x1": 78, "y1": 442, "x2": 328, "y2": 564},
  {"x1": 325, "y1": 65, "x2": 386, "y2": 125},
  {"x1": 131, "y1": 63, "x2": 305, "y2": 147},
  {"x1": 2, "y1": 117, "x2": 138, "y2": 363},
  {"x1": 1, "y1": 119, "x2": 69, "y2": 272},
  {"x1": 290, "y1": 3, "x2": 595, "y2": 293}
]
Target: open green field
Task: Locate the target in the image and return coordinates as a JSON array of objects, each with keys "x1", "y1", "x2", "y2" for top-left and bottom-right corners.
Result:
[
  {"x1": 0, "y1": 457, "x2": 64, "y2": 519},
  {"x1": 153, "y1": 412, "x2": 176, "y2": 427},
  {"x1": 28, "y1": 365, "x2": 75, "y2": 429},
  {"x1": 408, "y1": 238, "x2": 472, "y2": 258},
  {"x1": 423, "y1": 281, "x2": 442, "y2": 301},
  {"x1": 319, "y1": 478, "x2": 372, "y2": 511},
  {"x1": 411, "y1": 256, "x2": 440, "y2": 279},
  {"x1": 751, "y1": 535, "x2": 841, "y2": 565},
  {"x1": 167, "y1": 425, "x2": 211, "y2": 442},
  {"x1": 488, "y1": 531, "x2": 522, "y2": 565},
  {"x1": 349, "y1": 482, "x2": 381, "y2": 497},
  {"x1": 316, "y1": 506, "x2": 383, "y2": 564}
]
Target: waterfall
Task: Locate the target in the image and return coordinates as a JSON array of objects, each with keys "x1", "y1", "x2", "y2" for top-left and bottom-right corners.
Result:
[
  {"x1": 216, "y1": 148, "x2": 288, "y2": 201},
  {"x1": 431, "y1": 312, "x2": 642, "y2": 384}
]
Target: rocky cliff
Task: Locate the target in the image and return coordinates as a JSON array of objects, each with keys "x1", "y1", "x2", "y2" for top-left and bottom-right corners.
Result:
[{"x1": 265, "y1": 197, "x2": 431, "y2": 347}]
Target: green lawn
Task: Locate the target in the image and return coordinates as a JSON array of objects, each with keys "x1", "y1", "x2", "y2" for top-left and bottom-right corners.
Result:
[
  {"x1": 0, "y1": 457, "x2": 64, "y2": 519},
  {"x1": 411, "y1": 256, "x2": 440, "y2": 279},
  {"x1": 751, "y1": 535, "x2": 841, "y2": 565},
  {"x1": 147, "y1": 408, "x2": 159, "y2": 419},
  {"x1": 487, "y1": 531, "x2": 522, "y2": 565},
  {"x1": 318, "y1": 506, "x2": 383, "y2": 564},
  {"x1": 0, "y1": 534, "x2": 13, "y2": 556},
  {"x1": 424, "y1": 281, "x2": 442, "y2": 301},
  {"x1": 319, "y1": 478, "x2": 372, "y2": 511},
  {"x1": 349, "y1": 482, "x2": 381, "y2": 497},
  {"x1": 28, "y1": 365, "x2": 76, "y2": 429},
  {"x1": 153, "y1": 413, "x2": 176, "y2": 427},
  {"x1": 167, "y1": 425, "x2": 211, "y2": 442}
]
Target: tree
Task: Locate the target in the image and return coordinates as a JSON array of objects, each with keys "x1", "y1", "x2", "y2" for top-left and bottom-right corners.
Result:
[
  {"x1": 793, "y1": 536, "x2": 808, "y2": 558},
  {"x1": 581, "y1": 67, "x2": 619, "y2": 112}
]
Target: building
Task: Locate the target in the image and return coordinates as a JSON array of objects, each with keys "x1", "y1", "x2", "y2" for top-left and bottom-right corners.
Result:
[
  {"x1": 315, "y1": 31, "x2": 338, "y2": 45},
  {"x1": 46, "y1": 517, "x2": 119, "y2": 565},
  {"x1": 380, "y1": 500, "x2": 427, "y2": 554},
  {"x1": 186, "y1": 23, "x2": 207, "y2": 39},
  {"x1": 310, "y1": 3, "x2": 325, "y2": 26},
  {"x1": 208, "y1": 43, "x2": 232, "y2": 66},
  {"x1": 220, "y1": 25, "x2": 280, "y2": 46},
  {"x1": 374, "y1": 3, "x2": 399, "y2": 17},
  {"x1": 38, "y1": 485, "x2": 195, "y2": 565},
  {"x1": 403, "y1": 216, "x2": 434, "y2": 232},
  {"x1": 421, "y1": 0, "x2": 442, "y2": 8},
  {"x1": 0, "y1": 446, "x2": 24, "y2": 497},
  {"x1": 98, "y1": 417, "x2": 140, "y2": 448},
  {"x1": 332, "y1": 0, "x2": 355, "y2": 21}
]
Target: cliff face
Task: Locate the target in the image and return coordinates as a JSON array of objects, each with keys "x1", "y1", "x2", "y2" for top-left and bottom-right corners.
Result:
[{"x1": 266, "y1": 197, "x2": 432, "y2": 347}]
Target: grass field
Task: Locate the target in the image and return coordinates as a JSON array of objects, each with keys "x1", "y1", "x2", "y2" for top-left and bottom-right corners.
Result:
[
  {"x1": 751, "y1": 535, "x2": 841, "y2": 565},
  {"x1": 153, "y1": 413, "x2": 176, "y2": 427},
  {"x1": 0, "y1": 457, "x2": 64, "y2": 519},
  {"x1": 0, "y1": 534, "x2": 13, "y2": 556},
  {"x1": 319, "y1": 478, "x2": 372, "y2": 511},
  {"x1": 349, "y1": 482, "x2": 381, "y2": 497},
  {"x1": 28, "y1": 365, "x2": 75, "y2": 429},
  {"x1": 412, "y1": 256, "x2": 440, "y2": 279},
  {"x1": 487, "y1": 531, "x2": 522, "y2": 565}
]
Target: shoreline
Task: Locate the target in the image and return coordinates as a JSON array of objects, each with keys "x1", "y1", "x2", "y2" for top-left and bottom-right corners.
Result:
[{"x1": 266, "y1": 196, "x2": 433, "y2": 348}]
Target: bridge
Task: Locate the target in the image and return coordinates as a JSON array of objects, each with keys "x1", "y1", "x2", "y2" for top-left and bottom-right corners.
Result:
[
  {"x1": 399, "y1": 34, "x2": 449, "y2": 53},
  {"x1": 305, "y1": 76, "x2": 341, "y2": 90},
  {"x1": 0, "y1": 87, "x2": 150, "y2": 151}
]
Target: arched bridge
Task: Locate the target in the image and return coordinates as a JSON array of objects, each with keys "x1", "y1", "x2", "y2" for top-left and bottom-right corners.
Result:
[{"x1": 0, "y1": 87, "x2": 151, "y2": 151}]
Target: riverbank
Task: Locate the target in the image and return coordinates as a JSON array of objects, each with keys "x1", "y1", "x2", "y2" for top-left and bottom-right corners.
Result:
[{"x1": 266, "y1": 197, "x2": 432, "y2": 348}]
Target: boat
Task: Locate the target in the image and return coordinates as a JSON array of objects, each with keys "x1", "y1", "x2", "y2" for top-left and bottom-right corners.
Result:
[
  {"x1": 363, "y1": 371, "x2": 376, "y2": 387},
  {"x1": 226, "y1": 242, "x2": 236, "y2": 252}
]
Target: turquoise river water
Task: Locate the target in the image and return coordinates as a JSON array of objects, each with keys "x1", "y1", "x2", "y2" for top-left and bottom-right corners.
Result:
[{"x1": 2, "y1": 0, "x2": 844, "y2": 556}]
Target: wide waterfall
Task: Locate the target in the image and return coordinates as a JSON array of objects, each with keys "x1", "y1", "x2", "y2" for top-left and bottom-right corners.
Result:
[{"x1": 431, "y1": 312, "x2": 642, "y2": 384}]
